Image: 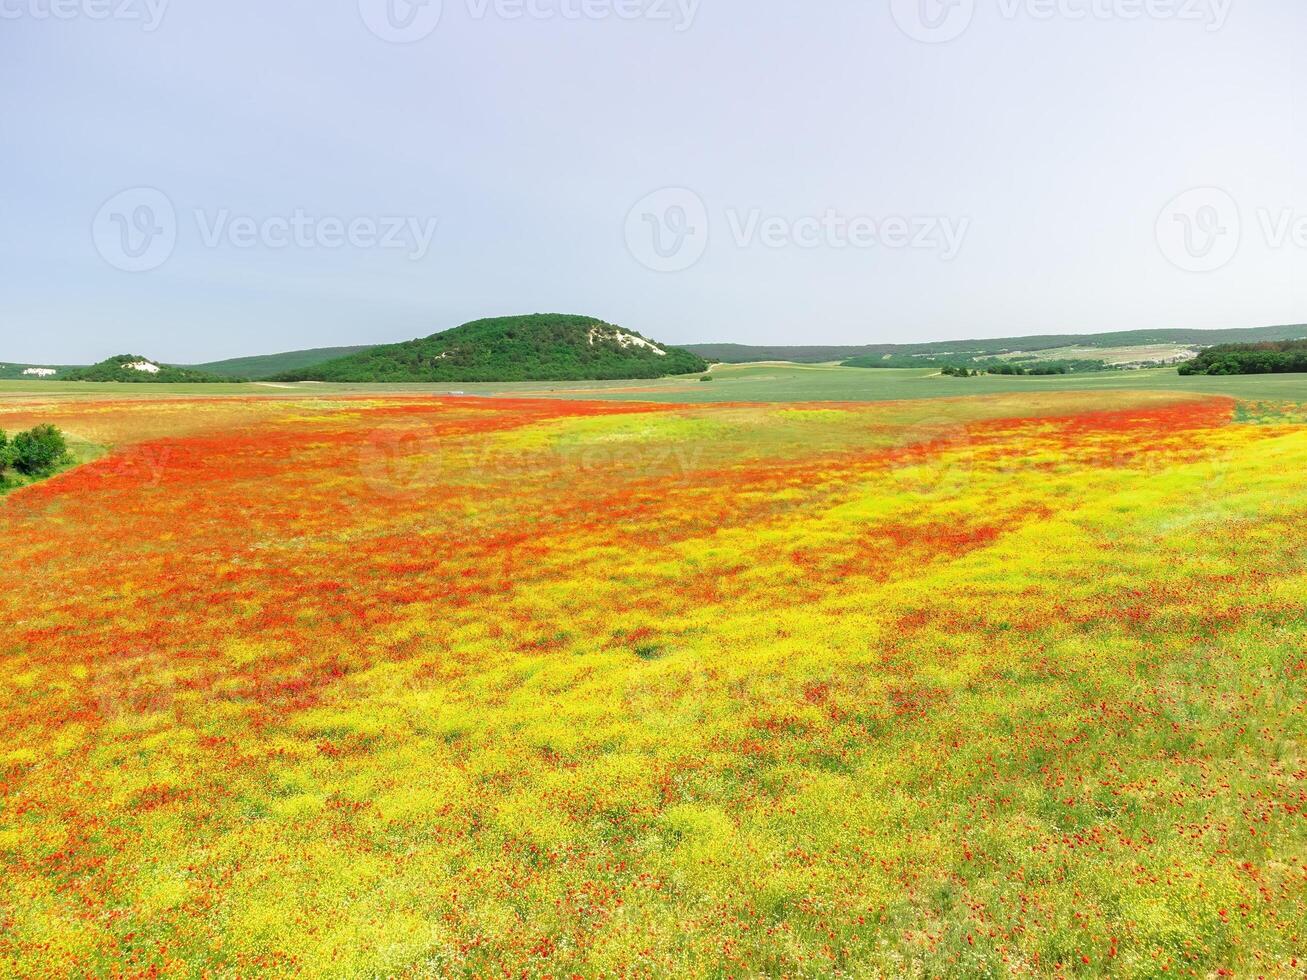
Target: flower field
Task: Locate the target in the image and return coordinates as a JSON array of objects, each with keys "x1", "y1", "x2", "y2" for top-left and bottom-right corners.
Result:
[{"x1": 1, "y1": 390, "x2": 1304, "y2": 977}]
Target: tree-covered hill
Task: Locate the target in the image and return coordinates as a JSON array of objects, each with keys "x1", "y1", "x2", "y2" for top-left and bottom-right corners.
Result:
[
  {"x1": 191, "y1": 346, "x2": 377, "y2": 379},
  {"x1": 274, "y1": 315, "x2": 709, "y2": 383},
  {"x1": 63, "y1": 355, "x2": 240, "y2": 384},
  {"x1": 0, "y1": 363, "x2": 78, "y2": 380}
]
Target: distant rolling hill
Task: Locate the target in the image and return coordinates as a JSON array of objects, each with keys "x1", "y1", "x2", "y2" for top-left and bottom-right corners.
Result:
[
  {"x1": 64, "y1": 355, "x2": 237, "y2": 384},
  {"x1": 0, "y1": 362, "x2": 80, "y2": 380},
  {"x1": 274, "y1": 314, "x2": 710, "y2": 383},
  {"x1": 10, "y1": 321, "x2": 1307, "y2": 384},
  {"x1": 686, "y1": 323, "x2": 1307, "y2": 364},
  {"x1": 191, "y1": 346, "x2": 377, "y2": 380}
]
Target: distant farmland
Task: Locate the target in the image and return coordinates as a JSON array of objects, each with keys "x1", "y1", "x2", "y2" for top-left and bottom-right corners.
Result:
[{"x1": 686, "y1": 322, "x2": 1307, "y2": 364}]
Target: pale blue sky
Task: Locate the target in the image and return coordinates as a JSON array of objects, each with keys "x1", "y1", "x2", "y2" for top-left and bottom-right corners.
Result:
[{"x1": 1, "y1": 0, "x2": 1304, "y2": 363}]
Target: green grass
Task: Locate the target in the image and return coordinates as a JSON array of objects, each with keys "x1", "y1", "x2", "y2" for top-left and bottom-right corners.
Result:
[
  {"x1": 619, "y1": 363, "x2": 1307, "y2": 403},
  {"x1": 686, "y1": 322, "x2": 1307, "y2": 364},
  {"x1": 5, "y1": 363, "x2": 1307, "y2": 404},
  {"x1": 0, "y1": 435, "x2": 106, "y2": 497}
]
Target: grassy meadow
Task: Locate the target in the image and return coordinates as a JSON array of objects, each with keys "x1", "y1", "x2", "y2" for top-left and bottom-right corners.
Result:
[
  {"x1": 0, "y1": 375, "x2": 1304, "y2": 976},
  {"x1": 7, "y1": 361, "x2": 1307, "y2": 404}
]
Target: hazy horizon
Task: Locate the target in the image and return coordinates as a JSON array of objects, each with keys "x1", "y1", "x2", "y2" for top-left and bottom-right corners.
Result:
[
  {"x1": 7, "y1": 315, "x2": 1307, "y2": 369},
  {"x1": 3, "y1": 1, "x2": 1305, "y2": 363}
]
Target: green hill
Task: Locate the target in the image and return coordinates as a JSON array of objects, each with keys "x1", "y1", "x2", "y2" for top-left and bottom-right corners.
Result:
[
  {"x1": 191, "y1": 346, "x2": 377, "y2": 380},
  {"x1": 274, "y1": 315, "x2": 710, "y2": 383},
  {"x1": 63, "y1": 355, "x2": 239, "y2": 384},
  {"x1": 687, "y1": 323, "x2": 1307, "y2": 364}
]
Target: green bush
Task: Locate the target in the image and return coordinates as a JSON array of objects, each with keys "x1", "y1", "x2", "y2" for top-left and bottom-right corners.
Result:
[{"x1": 9, "y1": 424, "x2": 69, "y2": 476}]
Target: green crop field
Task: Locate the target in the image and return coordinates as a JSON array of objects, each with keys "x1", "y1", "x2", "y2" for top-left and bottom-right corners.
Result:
[{"x1": 6, "y1": 362, "x2": 1307, "y2": 405}]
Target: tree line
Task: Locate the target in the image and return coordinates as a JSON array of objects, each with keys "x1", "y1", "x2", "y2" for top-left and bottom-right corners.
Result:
[
  {"x1": 937, "y1": 361, "x2": 1095, "y2": 378},
  {"x1": 847, "y1": 354, "x2": 1108, "y2": 375},
  {"x1": 1179, "y1": 340, "x2": 1307, "y2": 376}
]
